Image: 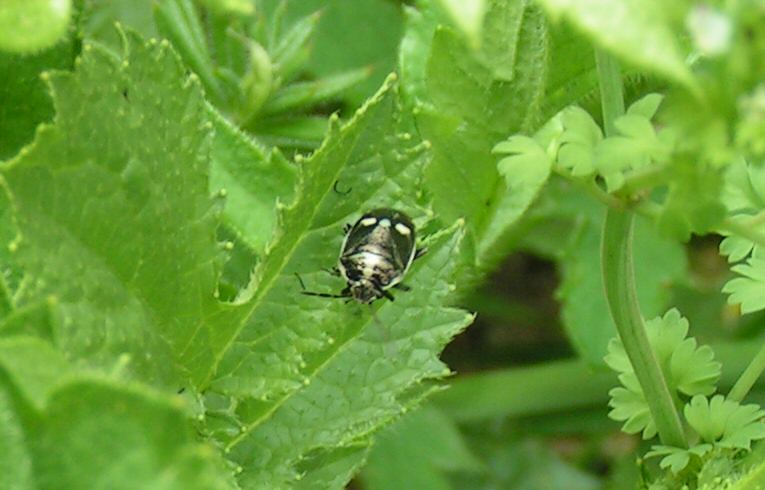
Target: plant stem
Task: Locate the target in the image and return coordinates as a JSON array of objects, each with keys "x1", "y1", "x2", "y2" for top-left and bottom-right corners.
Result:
[
  {"x1": 433, "y1": 339, "x2": 763, "y2": 423},
  {"x1": 602, "y1": 209, "x2": 687, "y2": 447},
  {"x1": 596, "y1": 49, "x2": 687, "y2": 448},
  {"x1": 729, "y1": 343, "x2": 765, "y2": 402},
  {"x1": 595, "y1": 49, "x2": 625, "y2": 137}
]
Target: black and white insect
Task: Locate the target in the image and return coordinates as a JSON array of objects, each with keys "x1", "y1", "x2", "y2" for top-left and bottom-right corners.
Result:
[{"x1": 301, "y1": 208, "x2": 425, "y2": 303}]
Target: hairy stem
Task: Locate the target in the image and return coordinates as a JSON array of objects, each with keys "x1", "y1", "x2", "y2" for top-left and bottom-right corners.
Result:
[
  {"x1": 729, "y1": 343, "x2": 765, "y2": 402},
  {"x1": 596, "y1": 49, "x2": 687, "y2": 448}
]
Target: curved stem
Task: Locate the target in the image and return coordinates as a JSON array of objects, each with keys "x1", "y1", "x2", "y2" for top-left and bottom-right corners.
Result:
[
  {"x1": 602, "y1": 209, "x2": 687, "y2": 447},
  {"x1": 596, "y1": 49, "x2": 686, "y2": 448}
]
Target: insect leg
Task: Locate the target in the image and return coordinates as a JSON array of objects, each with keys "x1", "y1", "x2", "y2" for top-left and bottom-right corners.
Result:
[
  {"x1": 392, "y1": 283, "x2": 411, "y2": 292},
  {"x1": 294, "y1": 272, "x2": 307, "y2": 290},
  {"x1": 414, "y1": 247, "x2": 428, "y2": 260},
  {"x1": 321, "y1": 266, "x2": 341, "y2": 277}
]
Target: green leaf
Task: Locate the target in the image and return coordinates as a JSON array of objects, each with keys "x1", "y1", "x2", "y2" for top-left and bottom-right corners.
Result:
[
  {"x1": 0, "y1": 0, "x2": 72, "y2": 53},
  {"x1": 261, "y1": 0, "x2": 403, "y2": 107},
  {"x1": 533, "y1": 0, "x2": 696, "y2": 91},
  {"x1": 398, "y1": 4, "x2": 437, "y2": 107},
  {"x1": 556, "y1": 106, "x2": 602, "y2": 176},
  {"x1": 208, "y1": 107, "x2": 297, "y2": 256},
  {"x1": 723, "y1": 252, "x2": 765, "y2": 314},
  {"x1": 646, "y1": 444, "x2": 712, "y2": 474},
  {"x1": 421, "y1": 0, "x2": 549, "y2": 251},
  {"x1": 268, "y1": 11, "x2": 320, "y2": 82},
  {"x1": 360, "y1": 406, "x2": 482, "y2": 490},
  {"x1": 261, "y1": 66, "x2": 373, "y2": 116},
  {"x1": 0, "y1": 297, "x2": 56, "y2": 341},
  {"x1": 0, "y1": 31, "x2": 232, "y2": 387},
  {"x1": 224, "y1": 225, "x2": 470, "y2": 488},
  {"x1": 479, "y1": 136, "x2": 552, "y2": 266},
  {"x1": 79, "y1": 0, "x2": 158, "y2": 49},
  {"x1": 154, "y1": 0, "x2": 225, "y2": 105},
  {"x1": 203, "y1": 77, "x2": 472, "y2": 488},
  {"x1": 605, "y1": 309, "x2": 722, "y2": 438},
  {"x1": 0, "y1": 37, "x2": 76, "y2": 160},
  {"x1": 657, "y1": 157, "x2": 727, "y2": 241},
  {"x1": 685, "y1": 395, "x2": 765, "y2": 449},
  {"x1": 720, "y1": 158, "x2": 765, "y2": 313},
  {"x1": 0, "y1": 189, "x2": 21, "y2": 314},
  {"x1": 582, "y1": 93, "x2": 671, "y2": 192},
  {"x1": 0, "y1": 386, "x2": 34, "y2": 489},
  {"x1": 558, "y1": 209, "x2": 686, "y2": 366},
  {"x1": 0, "y1": 336, "x2": 236, "y2": 488},
  {"x1": 0, "y1": 336, "x2": 72, "y2": 410},
  {"x1": 434, "y1": 0, "x2": 486, "y2": 48},
  {"x1": 198, "y1": 0, "x2": 254, "y2": 16}
]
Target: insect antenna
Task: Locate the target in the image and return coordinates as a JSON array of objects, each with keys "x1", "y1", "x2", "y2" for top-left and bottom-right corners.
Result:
[{"x1": 301, "y1": 291, "x2": 350, "y2": 299}]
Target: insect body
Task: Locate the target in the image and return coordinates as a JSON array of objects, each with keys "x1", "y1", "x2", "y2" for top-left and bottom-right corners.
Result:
[{"x1": 302, "y1": 208, "x2": 424, "y2": 303}]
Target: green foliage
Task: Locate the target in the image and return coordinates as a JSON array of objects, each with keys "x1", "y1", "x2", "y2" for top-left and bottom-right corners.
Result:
[
  {"x1": 0, "y1": 337, "x2": 235, "y2": 489},
  {"x1": 605, "y1": 309, "x2": 721, "y2": 438},
  {"x1": 533, "y1": 0, "x2": 695, "y2": 91},
  {"x1": 0, "y1": 0, "x2": 72, "y2": 53},
  {"x1": 0, "y1": 11, "x2": 471, "y2": 488},
  {"x1": 6, "y1": 0, "x2": 765, "y2": 488},
  {"x1": 721, "y1": 159, "x2": 765, "y2": 314},
  {"x1": 3, "y1": 31, "x2": 226, "y2": 386},
  {"x1": 419, "y1": 0, "x2": 551, "y2": 269},
  {"x1": 0, "y1": 29, "x2": 76, "y2": 160},
  {"x1": 646, "y1": 395, "x2": 765, "y2": 475},
  {"x1": 685, "y1": 395, "x2": 765, "y2": 450}
]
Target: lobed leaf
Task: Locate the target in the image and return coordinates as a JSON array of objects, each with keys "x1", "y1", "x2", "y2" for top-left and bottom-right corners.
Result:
[
  {"x1": 720, "y1": 158, "x2": 765, "y2": 313},
  {"x1": 0, "y1": 336, "x2": 235, "y2": 489},
  {"x1": 208, "y1": 106, "x2": 297, "y2": 256},
  {"x1": 204, "y1": 75, "x2": 472, "y2": 488},
  {"x1": 0, "y1": 31, "x2": 236, "y2": 388},
  {"x1": 646, "y1": 444, "x2": 712, "y2": 474},
  {"x1": 685, "y1": 395, "x2": 765, "y2": 450},
  {"x1": 724, "y1": 255, "x2": 765, "y2": 314},
  {"x1": 479, "y1": 136, "x2": 552, "y2": 265},
  {"x1": 420, "y1": 0, "x2": 550, "y2": 266},
  {"x1": 605, "y1": 309, "x2": 721, "y2": 438}
]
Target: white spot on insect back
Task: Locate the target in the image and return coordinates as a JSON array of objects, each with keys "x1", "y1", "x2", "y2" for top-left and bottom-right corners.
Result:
[
  {"x1": 379, "y1": 218, "x2": 391, "y2": 228},
  {"x1": 360, "y1": 217, "x2": 377, "y2": 226},
  {"x1": 395, "y1": 223, "x2": 411, "y2": 236},
  {"x1": 360, "y1": 252, "x2": 385, "y2": 277}
]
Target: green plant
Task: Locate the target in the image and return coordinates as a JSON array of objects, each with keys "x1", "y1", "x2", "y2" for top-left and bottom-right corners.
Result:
[{"x1": 5, "y1": 0, "x2": 765, "y2": 489}]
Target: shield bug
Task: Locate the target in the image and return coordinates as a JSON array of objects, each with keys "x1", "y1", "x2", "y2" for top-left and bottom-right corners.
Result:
[{"x1": 301, "y1": 208, "x2": 425, "y2": 303}]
